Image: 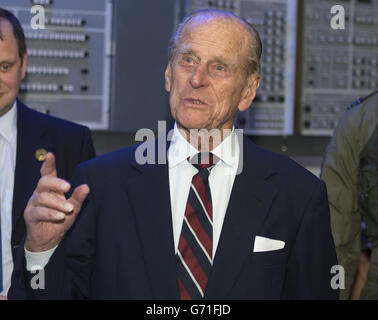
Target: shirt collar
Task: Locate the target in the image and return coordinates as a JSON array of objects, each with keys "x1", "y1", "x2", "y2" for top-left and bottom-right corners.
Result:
[
  {"x1": 211, "y1": 126, "x2": 239, "y2": 168},
  {"x1": 0, "y1": 100, "x2": 17, "y2": 143},
  {"x1": 167, "y1": 123, "x2": 198, "y2": 168},
  {"x1": 167, "y1": 122, "x2": 240, "y2": 169}
]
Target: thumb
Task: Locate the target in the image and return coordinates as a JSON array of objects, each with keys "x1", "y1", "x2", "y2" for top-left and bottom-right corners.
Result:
[
  {"x1": 40, "y1": 152, "x2": 57, "y2": 177},
  {"x1": 67, "y1": 184, "x2": 90, "y2": 214}
]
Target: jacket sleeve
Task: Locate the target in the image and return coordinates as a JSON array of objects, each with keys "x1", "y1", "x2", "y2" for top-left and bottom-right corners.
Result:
[
  {"x1": 320, "y1": 110, "x2": 361, "y2": 300},
  {"x1": 282, "y1": 179, "x2": 339, "y2": 299},
  {"x1": 8, "y1": 164, "x2": 96, "y2": 299}
]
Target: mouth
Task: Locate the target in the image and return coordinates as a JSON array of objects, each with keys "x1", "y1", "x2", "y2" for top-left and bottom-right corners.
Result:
[{"x1": 183, "y1": 98, "x2": 208, "y2": 106}]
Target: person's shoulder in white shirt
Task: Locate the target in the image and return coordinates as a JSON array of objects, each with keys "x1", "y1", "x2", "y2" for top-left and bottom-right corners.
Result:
[{"x1": 0, "y1": 101, "x2": 17, "y2": 297}]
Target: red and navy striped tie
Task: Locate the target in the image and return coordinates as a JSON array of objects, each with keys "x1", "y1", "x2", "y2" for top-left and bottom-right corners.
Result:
[{"x1": 177, "y1": 153, "x2": 216, "y2": 299}]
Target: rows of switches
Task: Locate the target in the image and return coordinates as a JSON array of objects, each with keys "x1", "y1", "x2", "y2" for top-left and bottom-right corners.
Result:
[
  {"x1": 28, "y1": 49, "x2": 88, "y2": 58},
  {"x1": 26, "y1": 32, "x2": 88, "y2": 42}
]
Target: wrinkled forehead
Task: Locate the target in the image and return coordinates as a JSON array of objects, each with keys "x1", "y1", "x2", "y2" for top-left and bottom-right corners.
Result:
[
  {"x1": 189, "y1": 16, "x2": 245, "y2": 42},
  {"x1": 175, "y1": 16, "x2": 249, "y2": 73},
  {"x1": 180, "y1": 15, "x2": 248, "y2": 49}
]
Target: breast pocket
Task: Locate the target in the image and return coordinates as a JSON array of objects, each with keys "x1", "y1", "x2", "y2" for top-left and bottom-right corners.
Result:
[
  {"x1": 232, "y1": 249, "x2": 286, "y2": 299},
  {"x1": 251, "y1": 248, "x2": 286, "y2": 267}
]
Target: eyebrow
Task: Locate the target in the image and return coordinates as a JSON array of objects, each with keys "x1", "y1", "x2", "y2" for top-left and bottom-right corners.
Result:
[
  {"x1": 177, "y1": 47, "x2": 236, "y2": 70},
  {"x1": 0, "y1": 59, "x2": 16, "y2": 64},
  {"x1": 177, "y1": 48, "x2": 198, "y2": 58}
]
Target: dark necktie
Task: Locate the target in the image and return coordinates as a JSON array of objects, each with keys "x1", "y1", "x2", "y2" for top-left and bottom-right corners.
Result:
[{"x1": 176, "y1": 153, "x2": 216, "y2": 299}]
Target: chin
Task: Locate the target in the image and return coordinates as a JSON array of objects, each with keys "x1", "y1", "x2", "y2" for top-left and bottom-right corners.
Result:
[
  {"x1": 175, "y1": 110, "x2": 211, "y2": 131},
  {"x1": 177, "y1": 119, "x2": 209, "y2": 131}
]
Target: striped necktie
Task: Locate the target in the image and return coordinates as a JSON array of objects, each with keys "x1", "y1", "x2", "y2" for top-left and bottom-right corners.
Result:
[{"x1": 177, "y1": 152, "x2": 216, "y2": 299}]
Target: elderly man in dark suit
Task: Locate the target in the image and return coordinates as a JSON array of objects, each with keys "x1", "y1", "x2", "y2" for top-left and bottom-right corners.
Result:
[
  {"x1": 0, "y1": 8, "x2": 95, "y2": 298},
  {"x1": 9, "y1": 9, "x2": 338, "y2": 300}
]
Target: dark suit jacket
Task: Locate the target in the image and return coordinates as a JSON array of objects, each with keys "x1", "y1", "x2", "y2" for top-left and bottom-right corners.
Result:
[
  {"x1": 11, "y1": 101, "x2": 96, "y2": 260},
  {"x1": 9, "y1": 134, "x2": 338, "y2": 299}
]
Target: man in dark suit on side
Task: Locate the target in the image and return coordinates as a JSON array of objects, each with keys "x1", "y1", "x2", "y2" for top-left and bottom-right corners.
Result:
[
  {"x1": 9, "y1": 9, "x2": 338, "y2": 300},
  {"x1": 0, "y1": 8, "x2": 95, "y2": 298}
]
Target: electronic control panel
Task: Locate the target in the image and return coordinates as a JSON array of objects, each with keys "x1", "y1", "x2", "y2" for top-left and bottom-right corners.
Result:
[
  {"x1": 176, "y1": 0, "x2": 298, "y2": 135},
  {"x1": 2, "y1": 0, "x2": 112, "y2": 129},
  {"x1": 300, "y1": 0, "x2": 378, "y2": 135}
]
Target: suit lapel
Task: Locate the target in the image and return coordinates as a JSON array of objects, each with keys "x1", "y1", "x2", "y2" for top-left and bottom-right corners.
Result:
[
  {"x1": 205, "y1": 137, "x2": 278, "y2": 299},
  {"x1": 124, "y1": 138, "x2": 179, "y2": 299},
  {"x1": 12, "y1": 102, "x2": 52, "y2": 250}
]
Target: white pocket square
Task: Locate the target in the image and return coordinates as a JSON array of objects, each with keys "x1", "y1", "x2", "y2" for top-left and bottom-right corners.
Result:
[{"x1": 253, "y1": 236, "x2": 285, "y2": 252}]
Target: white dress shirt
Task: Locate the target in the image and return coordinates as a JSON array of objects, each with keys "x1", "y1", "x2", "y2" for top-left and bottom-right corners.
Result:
[
  {"x1": 25, "y1": 123, "x2": 241, "y2": 270},
  {"x1": 0, "y1": 102, "x2": 17, "y2": 296}
]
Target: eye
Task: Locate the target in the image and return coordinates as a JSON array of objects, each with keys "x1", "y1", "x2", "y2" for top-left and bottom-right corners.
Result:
[
  {"x1": 209, "y1": 63, "x2": 230, "y2": 78},
  {"x1": 184, "y1": 56, "x2": 194, "y2": 64},
  {"x1": 0, "y1": 64, "x2": 11, "y2": 72}
]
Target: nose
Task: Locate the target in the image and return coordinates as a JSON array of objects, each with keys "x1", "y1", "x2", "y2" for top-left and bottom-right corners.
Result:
[{"x1": 189, "y1": 65, "x2": 210, "y2": 88}]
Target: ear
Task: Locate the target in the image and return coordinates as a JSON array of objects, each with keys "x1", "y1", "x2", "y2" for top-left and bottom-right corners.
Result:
[
  {"x1": 21, "y1": 53, "x2": 27, "y2": 80},
  {"x1": 238, "y1": 74, "x2": 260, "y2": 112},
  {"x1": 165, "y1": 63, "x2": 172, "y2": 92}
]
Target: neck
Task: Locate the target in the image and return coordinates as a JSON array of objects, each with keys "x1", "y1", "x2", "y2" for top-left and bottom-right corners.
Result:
[{"x1": 177, "y1": 124, "x2": 233, "y2": 151}]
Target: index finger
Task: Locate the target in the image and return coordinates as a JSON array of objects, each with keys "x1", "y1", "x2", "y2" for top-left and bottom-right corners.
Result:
[
  {"x1": 40, "y1": 152, "x2": 57, "y2": 177},
  {"x1": 36, "y1": 175, "x2": 71, "y2": 195}
]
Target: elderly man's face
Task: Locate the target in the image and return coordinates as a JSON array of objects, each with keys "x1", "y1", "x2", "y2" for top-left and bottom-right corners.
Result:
[
  {"x1": 0, "y1": 19, "x2": 27, "y2": 117},
  {"x1": 165, "y1": 17, "x2": 259, "y2": 133}
]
